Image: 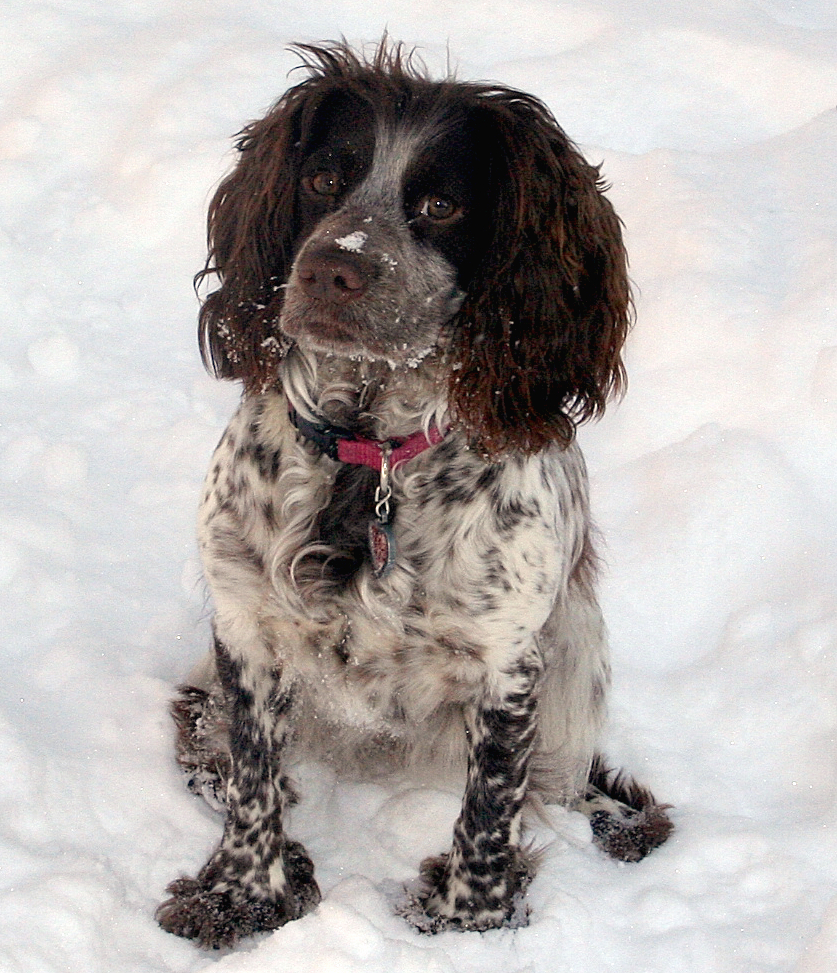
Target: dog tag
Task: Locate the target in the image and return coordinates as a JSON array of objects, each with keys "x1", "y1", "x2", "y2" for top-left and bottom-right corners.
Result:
[{"x1": 369, "y1": 517, "x2": 396, "y2": 577}]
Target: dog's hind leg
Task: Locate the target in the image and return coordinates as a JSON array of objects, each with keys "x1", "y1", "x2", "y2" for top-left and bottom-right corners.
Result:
[
  {"x1": 577, "y1": 757, "x2": 673, "y2": 862},
  {"x1": 170, "y1": 678, "x2": 231, "y2": 813},
  {"x1": 531, "y1": 551, "x2": 673, "y2": 861}
]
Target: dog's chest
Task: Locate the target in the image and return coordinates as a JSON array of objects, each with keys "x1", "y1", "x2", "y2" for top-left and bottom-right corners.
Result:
[{"x1": 201, "y1": 394, "x2": 582, "y2": 725}]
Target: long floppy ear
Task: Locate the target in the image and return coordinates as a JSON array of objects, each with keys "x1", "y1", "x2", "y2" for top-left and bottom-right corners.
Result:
[
  {"x1": 196, "y1": 82, "x2": 319, "y2": 388},
  {"x1": 448, "y1": 91, "x2": 632, "y2": 456}
]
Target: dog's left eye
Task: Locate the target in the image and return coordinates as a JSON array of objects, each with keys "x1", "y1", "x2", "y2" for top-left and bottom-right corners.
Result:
[
  {"x1": 414, "y1": 195, "x2": 461, "y2": 222},
  {"x1": 304, "y1": 171, "x2": 343, "y2": 197}
]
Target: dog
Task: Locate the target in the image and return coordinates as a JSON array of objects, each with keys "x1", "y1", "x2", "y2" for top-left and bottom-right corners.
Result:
[{"x1": 156, "y1": 40, "x2": 672, "y2": 949}]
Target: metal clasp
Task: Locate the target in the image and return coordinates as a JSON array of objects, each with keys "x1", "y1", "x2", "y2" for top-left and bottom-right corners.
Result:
[{"x1": 374, "y1": 444, "x2": 392, "y2": 524}]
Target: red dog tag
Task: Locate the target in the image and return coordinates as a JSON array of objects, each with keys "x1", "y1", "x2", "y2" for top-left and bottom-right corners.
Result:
[{"x1": 368, "y1": 518, "x2": 396, "y2": 577}]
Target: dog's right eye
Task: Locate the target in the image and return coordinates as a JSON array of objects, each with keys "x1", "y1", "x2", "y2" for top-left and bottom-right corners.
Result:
[{"x1": 303, "y1": 171, "x2": 343, "y2": 197}]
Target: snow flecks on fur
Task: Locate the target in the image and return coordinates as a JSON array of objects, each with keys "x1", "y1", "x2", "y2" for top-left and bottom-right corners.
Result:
[{"x1": 334, "y1": 231, "x2": 368, "y2": 253}]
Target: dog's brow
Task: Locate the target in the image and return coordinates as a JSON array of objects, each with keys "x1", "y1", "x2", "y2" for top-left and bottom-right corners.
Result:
[{"x1": 349, "y1": 115, "x2": 447, "y2": 207}]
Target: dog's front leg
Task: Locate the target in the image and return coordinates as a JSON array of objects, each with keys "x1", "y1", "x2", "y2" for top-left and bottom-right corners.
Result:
[
  {"x1": 157, "y1": 633, "x2": 320, "y2": 948},
  {"x1": 415, "y1": 661, "x2": 541, "y2": 931}
]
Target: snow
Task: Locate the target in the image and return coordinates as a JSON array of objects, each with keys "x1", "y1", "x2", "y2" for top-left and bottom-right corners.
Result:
[
  {"x1": 334, "y1": 231, "x2": 369, "y2": 253},
  {"x1": 1, "y1": 1, "x2": 836, "y2": 970}
]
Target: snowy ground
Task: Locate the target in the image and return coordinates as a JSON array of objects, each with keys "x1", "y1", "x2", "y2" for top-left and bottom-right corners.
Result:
[{"x1": 1, "y1": 2, "x2": 836, "y2": 971}]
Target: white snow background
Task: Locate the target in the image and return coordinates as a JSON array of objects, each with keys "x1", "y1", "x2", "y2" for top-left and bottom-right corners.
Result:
[{"x1": 1, "y1": 1, "x2": 836, "y2": 971}]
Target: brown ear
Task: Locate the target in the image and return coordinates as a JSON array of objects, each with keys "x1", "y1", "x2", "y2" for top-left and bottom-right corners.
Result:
[
  {"x1": 448, "y1": 92, "x2": 632, "y2": 456},
  {"x1": 196, "y1": 89, "x2": 307, "y2": 387},
  {"x1": 195, "y1": 40, "x2": 413, "y2": 389}
]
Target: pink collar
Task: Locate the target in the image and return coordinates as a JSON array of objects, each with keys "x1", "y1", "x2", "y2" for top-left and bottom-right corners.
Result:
[
  {"x1": 337, "y1": 426, "x2": 445, "y2": 471},
  {"x1": 289, "y1": 407, "x2": 446, "y2": 472}
]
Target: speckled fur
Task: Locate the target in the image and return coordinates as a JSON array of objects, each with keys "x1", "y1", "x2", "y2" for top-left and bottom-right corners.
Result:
[{"x1": 156, "y1": 41, "x2": 672, "y2": 949}]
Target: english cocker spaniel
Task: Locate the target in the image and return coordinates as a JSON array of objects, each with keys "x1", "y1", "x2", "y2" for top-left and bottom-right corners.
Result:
[{"x1": 156, "y1": 40, "x2": 672, "y2": 948}]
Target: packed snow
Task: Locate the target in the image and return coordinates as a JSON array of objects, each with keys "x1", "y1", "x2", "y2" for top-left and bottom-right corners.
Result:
[{"x1": 1, "y1": 1, "x2": 836, "y2": 971}]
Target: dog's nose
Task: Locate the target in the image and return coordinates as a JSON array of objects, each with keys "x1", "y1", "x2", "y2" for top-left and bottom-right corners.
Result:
[{"x1": 296, "y1": 248, "x2": 377, "y2": 305}]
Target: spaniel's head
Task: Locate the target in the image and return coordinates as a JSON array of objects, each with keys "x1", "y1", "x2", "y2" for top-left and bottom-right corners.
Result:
[{"x1": 198, "y1": 41, "x2": 631, "y2": 454}]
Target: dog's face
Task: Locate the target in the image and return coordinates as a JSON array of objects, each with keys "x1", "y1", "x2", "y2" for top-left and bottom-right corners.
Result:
[{"x1": 279, "y1": 92, "x2": 492, "y2": 364}]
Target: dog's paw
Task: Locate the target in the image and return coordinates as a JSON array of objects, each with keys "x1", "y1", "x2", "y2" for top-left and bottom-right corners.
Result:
[
  {"x1": 156, "y1": 841, "x2": 321, "y2": 949},
  {"x1": 588, "y1": 800, "x2": 673, "y2": 863},
  {"x1": 156, "y1": 878, "x2": 288, "y2": 948},
  {"x1": 580, "y1": 761, "x2": 674, "y2": 863},
  {"x1": 397, "y1": 852, "x2": 533, "y2": 934},
  {"x1": 170, "y1": 685, "x2": 231, "y2": 812}
]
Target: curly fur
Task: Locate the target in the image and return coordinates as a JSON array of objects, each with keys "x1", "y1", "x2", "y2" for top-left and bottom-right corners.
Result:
[{"x1": 156, "y1": 39, "x2": 671, "y2": 950}]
